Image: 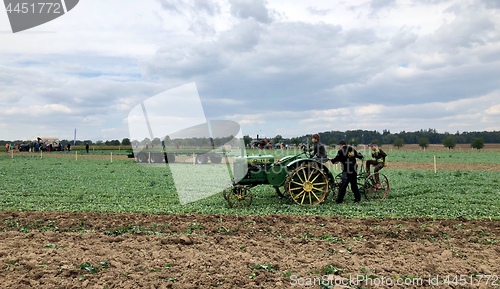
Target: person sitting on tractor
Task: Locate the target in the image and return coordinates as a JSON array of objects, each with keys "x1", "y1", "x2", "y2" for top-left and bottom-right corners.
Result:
[
  {"x1": 309, "y1": 133, "x2": 328, "y2": 162},
  {"x1": 365, "y1": 143, "x2": 387, "y2": 187}
]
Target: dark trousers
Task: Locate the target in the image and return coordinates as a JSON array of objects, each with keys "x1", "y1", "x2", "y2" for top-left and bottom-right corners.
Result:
[
  {"x1": 366, "y1": 160, "x2": 384, "y2": 183},
  {"x1": 366, "y1": 160, "x2": 384, "y2": 173},
  {"x1": 336, "y1": 172, "x2": 361, "y2": 203}
]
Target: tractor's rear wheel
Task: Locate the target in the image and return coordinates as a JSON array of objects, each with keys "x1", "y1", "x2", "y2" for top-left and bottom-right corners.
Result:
[
  {"x1": 150, "y1": 153, "x2": 164, "y2": 163},
  {"x1": 196, "y1": 154, "x2": 208, "y2": 164},
  {"x1": 210, "y1": 156, "x2": 222, "y2": 164},
  {"x1": 165, "y1": 153, "x2": 175, "y2": 163},
  {"x1": 285, "y1": 163, "x2": 329, "y2": 206},
  {"x1": 226, "y1": 185, "x2": 252, "y2": 208},
  {"x1": 136, "y1": 153, "x2": 148, "y2": 163},
  {"x1": 363, "y1": 173, "x2": 390, "y2": 200}
]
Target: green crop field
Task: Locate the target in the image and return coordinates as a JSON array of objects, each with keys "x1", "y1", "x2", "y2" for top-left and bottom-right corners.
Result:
[{"x1": 1, "y1": 150, "x2": 499, "y2": 220}]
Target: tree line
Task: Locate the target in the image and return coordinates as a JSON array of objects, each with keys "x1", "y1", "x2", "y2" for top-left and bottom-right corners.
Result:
[
  {"x1": 2, "y1": 129, "x2": 498, "y2": 150},
  {"x1": 290, "y1": 129, "x2": 500, "y2": 147},
  {"x1": 246, "y1": 129, "x2": 499, "y2": 150}
]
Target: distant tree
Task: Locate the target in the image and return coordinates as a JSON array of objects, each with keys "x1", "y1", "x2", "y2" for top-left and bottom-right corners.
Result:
[
  {"x1": 418, "y1": 137, "x2": 429, "y2": 150},
  {"x1": 370, "y1": 139, "x2": 380, "y2": 146},
  {"x1": 442, "y1": 135, "x2": 456, "y2": 149},
  {"x1": 163, "y1": 136, "x2": 172, "y2": 146},
  {"x1": 122, "y1": 138, "x2": 131, "y2": 146},
  {"x1": 96, "y1": 140, "x2": 104, "y2": 145},
  {"x1": 393, "y1": 138, "x2": 404, "y2": 149},
  {"x1": 290, "y1": 137, "x2": 301, "y2": 147},
  {"x1": 152, "y1": 137, "x2": 161, "y2": 146},
  {"x1": 141, "y1": 137, "x2": 151, "y2": 145},
  {"x1": 471, "y1": 137, "x2": 484, "y2": 150},
  {"x1": 106, "y1": 140, "x2": 120, "y2": 146},
  {"x1": 243, "y1": 135, "x2": 253, "y2": 146},
  {"x1": 349, "y1": 138, "x2": 359, "y2": 146},
  {"x1": 272, "y1": 135, "x2": 283, "y2": 145}
]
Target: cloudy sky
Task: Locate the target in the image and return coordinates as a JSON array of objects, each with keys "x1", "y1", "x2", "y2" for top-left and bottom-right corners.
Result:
[{"x1": 1, "y1": 0, "x2": 499, "y2": 142}]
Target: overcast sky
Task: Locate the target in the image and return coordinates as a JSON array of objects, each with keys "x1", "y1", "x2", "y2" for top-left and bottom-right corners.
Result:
[{"x1": 1, "y1": 0, "x2": 499, "y2": 142}]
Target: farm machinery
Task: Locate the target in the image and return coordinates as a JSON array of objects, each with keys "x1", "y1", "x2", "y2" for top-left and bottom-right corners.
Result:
[
  {"x1": 223, "y1": 148, "x2": 335, "y2": 207},
  {"x1": 223, "y1": 148, "x2": 391, "y2": 208}
]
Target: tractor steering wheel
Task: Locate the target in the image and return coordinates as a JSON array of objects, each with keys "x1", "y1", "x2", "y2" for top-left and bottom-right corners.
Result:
[{"x1": 303, "y1": 146, "x2": 314, "y2": 158}]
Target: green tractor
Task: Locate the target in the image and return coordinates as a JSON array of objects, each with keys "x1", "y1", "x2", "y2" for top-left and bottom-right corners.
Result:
[{"x1": 223, "y1": 148, "x2": 335, "y2": 208}]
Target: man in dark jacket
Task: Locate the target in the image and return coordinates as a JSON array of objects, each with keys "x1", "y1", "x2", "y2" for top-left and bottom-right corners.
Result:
[{"x1": 329, "y1": 140, "x2": 364, "y2": 203}]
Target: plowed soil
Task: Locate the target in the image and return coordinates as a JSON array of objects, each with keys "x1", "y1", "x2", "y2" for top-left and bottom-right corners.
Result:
[{"x1": 1, "y1": 211, "x2": 499, "y2": 289}]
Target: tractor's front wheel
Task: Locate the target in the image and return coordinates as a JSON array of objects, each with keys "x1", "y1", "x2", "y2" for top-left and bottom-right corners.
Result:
[
  {"x1": 225, "y1": 185, "x2": 253, "y2": 208},
  {"x1": 285, "y1": 163, "x2": 329, "y2": 206}
]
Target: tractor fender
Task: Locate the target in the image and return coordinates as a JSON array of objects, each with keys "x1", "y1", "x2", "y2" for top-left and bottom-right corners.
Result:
[{"x1": 286, "y1": 159, "x2": 334, "y2": 182}]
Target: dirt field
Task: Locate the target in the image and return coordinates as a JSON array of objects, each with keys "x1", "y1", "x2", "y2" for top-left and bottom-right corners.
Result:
[
  {"x1": 0, "y1": 211, "x2": 499, "y2": 289},
  {"x1": 1, "y1": 147, "x2": 499, "y2": 288}
]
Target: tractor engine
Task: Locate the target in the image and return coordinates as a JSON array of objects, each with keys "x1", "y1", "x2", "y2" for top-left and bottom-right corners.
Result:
[{"x1": 233, "y1": 155, "x2": 275, "y2": 184}]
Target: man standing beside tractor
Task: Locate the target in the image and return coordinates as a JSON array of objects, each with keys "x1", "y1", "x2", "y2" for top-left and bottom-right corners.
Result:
[{"x1": 329, "y1": 140, "x2": 364, "y2": 204}]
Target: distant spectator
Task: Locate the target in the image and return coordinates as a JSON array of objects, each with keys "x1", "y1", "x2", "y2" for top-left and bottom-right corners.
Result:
[
  {"x1": 66, "y1": 143, "x2": 71, "y2": 151},
  {"x1": 5, "y1": 143, "x2": 8, "y2": 152},
  {"x1": 85, "y1": 143, "x2": 89, "y2": 153}
]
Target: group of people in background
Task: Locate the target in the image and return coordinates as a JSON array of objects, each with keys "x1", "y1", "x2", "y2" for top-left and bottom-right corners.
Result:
[
  {"x1": 309, "y1": 133, "x2": 387, "y2": 204},
  {"x1": 4, "y1": 141, "x2": 74, "y2": 152}
]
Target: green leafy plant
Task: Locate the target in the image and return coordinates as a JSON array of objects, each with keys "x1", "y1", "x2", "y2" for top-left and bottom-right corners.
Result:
[
  {"x1": 250, "y1": 263, "x2": 276, "y2": 272},
  {"x1": 79, "y1": 262, "x2": 99, "y2": 274}
]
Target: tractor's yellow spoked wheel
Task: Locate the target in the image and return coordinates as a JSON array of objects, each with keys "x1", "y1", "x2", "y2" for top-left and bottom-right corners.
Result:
[
  {"x1": 285, "y1": 164, "x2": 329, "y2": 206},
  {"x1": 226, "y1": 185, "x2": 253, "y2": 208}
]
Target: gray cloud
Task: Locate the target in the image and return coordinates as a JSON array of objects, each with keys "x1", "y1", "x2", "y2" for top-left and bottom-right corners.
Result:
[
  {"x1": 157, "y1": 0, "x2": 220, "y2": 15},
  {"x1": 229, "y1": 0, "x2": 272, "y2": 23},
  {"x1": 370, "y1": 0, "x2": 396, "y2": 10}
]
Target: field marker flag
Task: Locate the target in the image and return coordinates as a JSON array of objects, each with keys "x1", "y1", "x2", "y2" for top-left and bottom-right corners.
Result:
[{"x1": 127, "y1": 83, "x2": 247, "y2": 205}]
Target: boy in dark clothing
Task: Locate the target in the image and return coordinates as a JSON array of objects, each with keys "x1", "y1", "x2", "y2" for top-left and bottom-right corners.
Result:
[
  {"x1": 310, "y1": 133, "x2": 328, "y2": 162},
  {"x1": 365, "y1": 143, "x2": 387, "y2": 186},
  {"x1": 329, "y1": 140, "x2": 364, "y2": 203}
]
